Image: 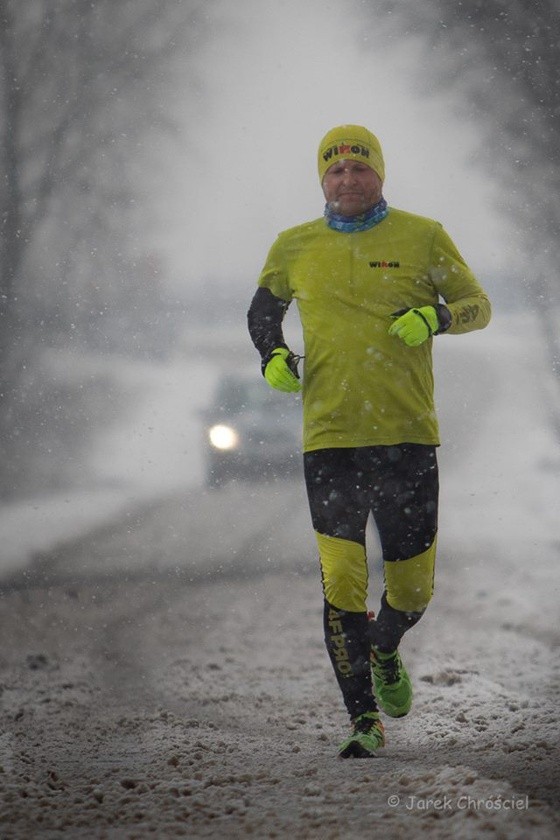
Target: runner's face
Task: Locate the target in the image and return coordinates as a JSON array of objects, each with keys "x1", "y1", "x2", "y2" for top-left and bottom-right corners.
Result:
[{"x1": 322, "y1": 160, "x2": 383, "y2": 216}]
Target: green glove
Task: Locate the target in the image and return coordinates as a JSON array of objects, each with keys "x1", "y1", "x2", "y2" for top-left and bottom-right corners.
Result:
[
  {"x1": 263, "y1": 347, "x2": 302, "y2": 392},
  {"x1": 388, "y1": 306, "x2": 439, "y2": 347}
]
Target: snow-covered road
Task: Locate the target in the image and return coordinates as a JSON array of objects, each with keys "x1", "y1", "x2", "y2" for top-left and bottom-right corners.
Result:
[{"x1": 0, "y1": 313, "x2": 559, "y2": 838}]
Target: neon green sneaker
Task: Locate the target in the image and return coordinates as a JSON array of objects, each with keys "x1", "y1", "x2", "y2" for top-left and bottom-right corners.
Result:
[
  {"x1": 338, "y1": 711, "x2": 385, "y2": 759},
  {"x1": 371, "y1": 648, "x2": 412, "y2": 718}
]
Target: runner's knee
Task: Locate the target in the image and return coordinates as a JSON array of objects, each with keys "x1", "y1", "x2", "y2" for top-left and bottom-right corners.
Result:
[
  {"x1": 383, "y1": 538, "x2": 436, "y2": 613},
  {"x1": 315, "y1": 532, "x2": 368, "y2": 612}
]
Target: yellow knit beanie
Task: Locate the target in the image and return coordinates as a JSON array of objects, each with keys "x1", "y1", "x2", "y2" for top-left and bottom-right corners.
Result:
[{"x1": 317, "y1": 125, "x2": 385, "y2": 183}]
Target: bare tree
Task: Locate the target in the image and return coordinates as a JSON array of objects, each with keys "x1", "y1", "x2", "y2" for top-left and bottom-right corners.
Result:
[
  {"x1": 0, "y1": 0, "x2": 209, "y2": 495},
  {"x1": 0, "y1": 0, "x2": 208, "y2": 357}
]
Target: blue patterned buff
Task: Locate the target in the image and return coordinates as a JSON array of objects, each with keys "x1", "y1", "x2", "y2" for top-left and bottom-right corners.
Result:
[{"x1": 324, "y1": 197, "x2": 389, "y2": 232}]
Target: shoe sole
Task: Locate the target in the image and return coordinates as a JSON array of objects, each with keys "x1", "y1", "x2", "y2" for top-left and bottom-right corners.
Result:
[
  {"x1": 339, "y1": 741, "x2": 382, "y2": 758},
  {"x1": 383, "y1": 708, "x2": 410, "y2": 718},
  {"x1": 338, "y1": 732, "x2": 385, "y2": 759}
]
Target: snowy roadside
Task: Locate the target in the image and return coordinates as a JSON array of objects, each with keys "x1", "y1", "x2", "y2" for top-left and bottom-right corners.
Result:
[{"x1": 0, "y1": 351, "x2": 217, "y2": 577}]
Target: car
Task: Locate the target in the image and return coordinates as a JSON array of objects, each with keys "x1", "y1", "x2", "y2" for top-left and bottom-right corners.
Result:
[{"x1": 202, "y1": 371, "x2": 303, "y2": 488}]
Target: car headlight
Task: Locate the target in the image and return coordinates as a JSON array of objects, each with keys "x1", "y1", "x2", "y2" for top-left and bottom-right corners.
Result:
[{"x1": 208, "y1": 424, "x2": 240, "y2": 451}]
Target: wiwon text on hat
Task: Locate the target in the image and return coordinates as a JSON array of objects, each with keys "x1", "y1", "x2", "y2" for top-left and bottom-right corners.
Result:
[{"x1": 317, "y1": 125, "x2": 385, "y2": 183}]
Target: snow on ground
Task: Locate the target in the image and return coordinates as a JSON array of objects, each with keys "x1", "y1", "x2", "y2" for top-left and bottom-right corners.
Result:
[{"x1": 0, "y1": 312, "x2": 559, "y2": 838}]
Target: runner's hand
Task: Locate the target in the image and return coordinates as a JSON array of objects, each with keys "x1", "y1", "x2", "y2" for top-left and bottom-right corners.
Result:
[
  {"x1": 263, "y1": 348, "x2": 302, "y2": 392},
  {"x1": 389, "y1": 306, "x2": 439, "y2": 347}
]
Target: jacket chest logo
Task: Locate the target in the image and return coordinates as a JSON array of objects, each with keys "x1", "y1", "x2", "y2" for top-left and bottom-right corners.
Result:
[{"x1": 369, "y1": 260, "x2": 400, "y2": 268}]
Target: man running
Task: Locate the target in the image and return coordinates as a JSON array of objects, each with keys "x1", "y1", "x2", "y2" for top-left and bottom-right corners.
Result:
[{"x1": 248, "y1": 124, "x2": 491, "y2": 757}]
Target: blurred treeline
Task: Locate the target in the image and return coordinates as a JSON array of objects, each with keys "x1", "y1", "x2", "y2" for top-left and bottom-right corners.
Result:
[{"x1": 0, "y1": 0, "x2": 209, "y2": 497}]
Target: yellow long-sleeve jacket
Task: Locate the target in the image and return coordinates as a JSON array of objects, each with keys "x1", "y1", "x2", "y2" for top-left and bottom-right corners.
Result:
[{"x1": 250, "y1": 208, "x2": 491, "y2": 452}]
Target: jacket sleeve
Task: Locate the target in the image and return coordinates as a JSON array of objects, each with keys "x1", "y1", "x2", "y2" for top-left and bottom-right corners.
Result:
[
  {"x1": 247, "y1": 286, "x2": 291, "y2": 362},
  {"x1": 429, "y1": 225, "x2": 491, "y2": 335},
  {"x1": 248, "y1": 233, "x2": 294, "y2": 361}
]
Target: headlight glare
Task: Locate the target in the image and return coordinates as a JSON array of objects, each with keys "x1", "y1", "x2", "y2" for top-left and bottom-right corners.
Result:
[{"x1": 208, "y1": 424, "x2": 239, "y2": 451}]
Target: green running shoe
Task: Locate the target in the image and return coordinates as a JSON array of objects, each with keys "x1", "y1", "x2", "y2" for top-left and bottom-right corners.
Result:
[
  {"x1": 371, "y1": 648, "x2": 412, "y2": 718},
  {"x1": 338, "y1": 711, "x2": 385, "y2": 759}
]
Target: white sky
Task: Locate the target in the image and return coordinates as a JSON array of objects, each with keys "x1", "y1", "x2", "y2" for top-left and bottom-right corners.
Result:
[{"x1": 147, "y1": 0, "x2": 512, "y2": 292}]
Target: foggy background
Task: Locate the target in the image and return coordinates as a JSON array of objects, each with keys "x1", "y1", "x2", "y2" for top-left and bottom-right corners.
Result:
[{"x1": 0, "y1": 0, "x2": 558, "y2": 544}]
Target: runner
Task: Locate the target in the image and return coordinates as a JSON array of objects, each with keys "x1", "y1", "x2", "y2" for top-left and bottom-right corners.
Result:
[{"x1": 248, "y1": 124, "x2": 491, "y2": 757}]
